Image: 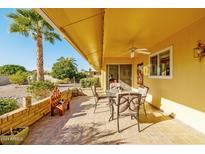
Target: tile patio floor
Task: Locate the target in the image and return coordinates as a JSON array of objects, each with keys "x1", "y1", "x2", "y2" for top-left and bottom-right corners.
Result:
[{"x1": 23, "y1": 95, "x2": 205, "y2": 144}]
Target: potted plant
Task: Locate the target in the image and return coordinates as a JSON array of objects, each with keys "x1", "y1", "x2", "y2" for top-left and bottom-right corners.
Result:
[{"x1": 0, "y1": 127, "x2": 29, "y2": 145}]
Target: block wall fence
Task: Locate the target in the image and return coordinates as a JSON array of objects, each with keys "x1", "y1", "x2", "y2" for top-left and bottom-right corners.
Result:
[{"x1": 0, "y1": 90, "x2": 70, "y2": 134}]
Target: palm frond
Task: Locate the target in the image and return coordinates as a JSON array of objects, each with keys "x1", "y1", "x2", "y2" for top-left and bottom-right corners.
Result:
[
  {"x1": 43, "y1": 31, "x2": 62, "y2": 44},
  {"x1": 42, "y1": 21, "x2": 54, "y2": 31},
  {"x1": 16, "y1": 9, "x2": 31, "y2": 18},
  {"x1": 6, "y1": 12, "x2": 18, "y2": 19},
  {"x1": 14, "y1": 16, "x2": 31, "y2": 26},
  {"x1": 9, "y1": 23, "x2": 29, "y2": 37},
  {"x1": 7, "y1": 9, "x2": 61, "y2": 44}
]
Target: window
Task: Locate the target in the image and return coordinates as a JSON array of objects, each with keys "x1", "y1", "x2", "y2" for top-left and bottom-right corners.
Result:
[
  {"x1": 150, "y1": 55, "x2": 158, "y2": 76},
  {"x1": 149, "y1": 46, "x2": 173, "y2": 79},
  {"x1": 106, "y1": 64, "x2": 132, "y2": 90}
]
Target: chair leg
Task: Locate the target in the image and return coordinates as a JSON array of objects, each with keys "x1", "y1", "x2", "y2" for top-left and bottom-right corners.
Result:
[
  {"x1": 59, "y1": 107, "x2": 64, "y2": 116},
  {"x1": 143, "y1": 103, "x2": 147, "y2": 117},
  {"x1": 67, "y1": 101, "x2": 70, "y2": 110},
  {"x1": 137, "y1": 106, "x2": 140, "y2": 132},
  {"x1": 108, "y1": 98, "x2": 112, "y2": 114},
  {"x1": 112, "y1": 104, "x2": 114, "y2": 120},
  {"x1": 93, "y1": 99, "x2": 98, "y2": 113},
  {"x1": 93, "y1": 103, "x2": 97, "y2": 113},
  {"x1": 51, "y1": 107, "x2": 54, "y2": 116},
  {"x1": 117, "y1": 107, "x2": 120, "y2": 133},
  {"x1": 109, "y1": 104, "x2": 114, "y2": 121}
]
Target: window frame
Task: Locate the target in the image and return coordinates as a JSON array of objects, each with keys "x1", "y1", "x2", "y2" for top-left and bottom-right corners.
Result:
[{"x1": 148, "y1": 46, "x2": 173, "y2": 79}]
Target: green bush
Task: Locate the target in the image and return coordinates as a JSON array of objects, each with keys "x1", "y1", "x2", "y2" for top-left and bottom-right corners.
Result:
[
  {"x1": 0, "y1": 64, "x2": 26, "y2": 76},
  {"x1": 26, "y1": 80, "x2": 55, "y2": 100},
  {"x1": 9, "y1": 71, "x2": 28, "y2": 85},
  {"x1": 80, "y1": 77, "x2": 100, "y2": 88},
  {"x1": 27, "y1": 71, "x2": 37, "y2": 83},
  {"x1": 0, "y1": 98, "x2": 19, "y2": 116},
  {"x1": 75, "y1": 72, "x2": 87, "y2": 83},
  {"x1": 55, "y1": 78, "x2": 70, "y2": 84},
  {"x1": 51, "y1": 57, "x2": 77, "y2": 80},
  {"x1": 70, "y1": 88, "x2": 85, "y2": 97}
]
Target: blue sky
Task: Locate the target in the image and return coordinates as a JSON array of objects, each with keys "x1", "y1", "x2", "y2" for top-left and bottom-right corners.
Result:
[{"x1": 0, "y1": 8, "x2": 91, "y2": 71}]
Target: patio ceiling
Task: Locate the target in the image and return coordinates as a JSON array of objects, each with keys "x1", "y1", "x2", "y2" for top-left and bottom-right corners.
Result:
[
  {"x1": 36, "y1": 8, "x2": 104, "y2": 70},
  {"x1": 36, "y1": 8, "x2": 205, "y2": 70}
]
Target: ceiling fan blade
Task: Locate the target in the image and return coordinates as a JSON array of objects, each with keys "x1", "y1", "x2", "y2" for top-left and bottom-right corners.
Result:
[
  {"x1": 136, "y1": 50, "x2": 151, "y2": 55},
  {"x1": 135, "y1": 48, "x2": 148, "y2": 51}
]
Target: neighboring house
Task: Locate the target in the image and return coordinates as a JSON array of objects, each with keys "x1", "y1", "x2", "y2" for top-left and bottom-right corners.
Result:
[
  {"x1": 44, "y1": 75, "x2": 61, "y2": 83},
  {"x1": 83, "y1": 69, "x2": 101, "y2": 78}
]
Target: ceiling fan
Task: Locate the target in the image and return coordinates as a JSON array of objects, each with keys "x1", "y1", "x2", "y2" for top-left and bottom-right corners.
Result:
[{"x1": 129, "y1": 47, "x2": 151, "y2": 58}]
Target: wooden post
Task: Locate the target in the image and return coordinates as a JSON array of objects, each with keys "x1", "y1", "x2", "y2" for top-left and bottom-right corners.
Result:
[{"x1": 23, "y1": 96, "x2": 32, "y2": 108}]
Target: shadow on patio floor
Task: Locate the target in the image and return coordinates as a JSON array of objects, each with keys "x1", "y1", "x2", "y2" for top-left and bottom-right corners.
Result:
[
  {"x1": 23, "y1": 96, "x2": 205, "y2": 144},
  {"x1": 54, "y1": 122, "x2": 126, "y2": 144}
]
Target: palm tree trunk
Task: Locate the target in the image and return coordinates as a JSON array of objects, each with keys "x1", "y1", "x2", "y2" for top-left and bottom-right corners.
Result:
[{"x1": 36, "y1": 32, "x2": 44, "y2": 81}]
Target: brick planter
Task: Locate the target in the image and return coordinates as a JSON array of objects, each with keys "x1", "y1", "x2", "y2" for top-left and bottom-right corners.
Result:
[
  {"x1": 0, "y1": 127, "x2": 29, "y2": 145},
  {"x1": 0, "y1": 90, "x2": 70, "y2": 135}
]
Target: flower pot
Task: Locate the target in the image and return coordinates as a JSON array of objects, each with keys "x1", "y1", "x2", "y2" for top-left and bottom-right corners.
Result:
[{"x1": 0, "y1": 127, "x2": 29, "y2": 145}]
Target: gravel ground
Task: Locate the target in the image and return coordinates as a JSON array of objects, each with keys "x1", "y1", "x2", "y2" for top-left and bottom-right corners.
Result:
[
  {"x1": 0, "y1": 84, "x2": 27, "y2": 107},
  {"x1": 0, "y1": 83, "x2": 80, "y2": 107}
]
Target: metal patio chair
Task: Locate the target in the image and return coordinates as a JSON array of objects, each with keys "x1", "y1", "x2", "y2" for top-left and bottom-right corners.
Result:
[
  {"x1": 138, "y1": 85, "x2": 149, "y2": 116},
  {"x1": 116, "y1": 92, "x2": 142, "y2": 132},
  {"x1": 91, "y1": 85, "x2": 107, "y2": 113}
]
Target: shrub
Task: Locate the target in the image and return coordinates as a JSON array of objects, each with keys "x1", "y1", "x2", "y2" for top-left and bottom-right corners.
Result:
[
  {"x1": 80, "y1": 77, "x2": 100, "y2": 88},
  {"x1": 55, "y1": 78, "x2": 70, "y2": 84},
  {"x1": 75, "y1": 72, "x2": 87, "y2": 83},
  {"x1": 26, "y1": 80, "x2": 55, "y2": 100},
  {"x1": 51, "y1": 57, "x2": 77, "y2": 80},
  {"x1": 0, "y1": 98, "x2": 19, "y2": 115},
  {"x1": 27, "y1": 71, "x2": 37, "y2": 83},
  {"x1": 70, "y1": 88, "x2": 85, "y2": 97},
  {"x1": 0, "y1": 64, "x2": 26, "y2": 76},
  {"x1": 9, "y1": 71, "x2": 28, "y2": 85}
]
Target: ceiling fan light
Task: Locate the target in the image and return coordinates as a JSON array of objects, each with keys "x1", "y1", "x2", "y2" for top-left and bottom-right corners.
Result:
[{"x1": 130, "y1": 51, "x2": 135, "y2": 58}]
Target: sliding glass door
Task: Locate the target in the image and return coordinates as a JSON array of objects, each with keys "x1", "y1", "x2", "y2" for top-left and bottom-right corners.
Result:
[{"x1": 106, "y1": 64, "x2": 132, "y2": 90}]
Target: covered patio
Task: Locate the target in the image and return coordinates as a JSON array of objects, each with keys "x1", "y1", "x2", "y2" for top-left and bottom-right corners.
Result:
[
  {"x1": 20, "y1": 8, "x2": 205, "y2": 144},
  {"x1": 23, "y1": 93, "x2": 205, "y2": 144}
]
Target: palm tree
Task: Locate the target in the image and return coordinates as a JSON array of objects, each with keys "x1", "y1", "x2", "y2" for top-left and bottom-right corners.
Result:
[{"x1": 7, "y1": 9, "x2": 61, "y2": 81}]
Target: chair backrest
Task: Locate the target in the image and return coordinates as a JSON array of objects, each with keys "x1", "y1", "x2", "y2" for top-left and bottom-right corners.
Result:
[
  {"x1": 138, "y1": 85, "x2": 149, "y2": 97},
  {"x1": 129, "y1": 93, "x2": 141, "y2": 112},
  {"x1": 117, "y1": 92, "x2": 142, "y2": 114},
  {"x1": 117, "y1": 93, "x2": 130, "y2": 113},
  {"x1": 50, "y1": 87, "x2": 61, "y2": 107},
  {"x1": 66, "y1": 88, "x2": 72, "y2": 100}
]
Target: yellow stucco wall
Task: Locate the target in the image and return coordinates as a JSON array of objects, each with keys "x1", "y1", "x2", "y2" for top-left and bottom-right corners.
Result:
[
  {"x1": 135, "y1": 16, "x2": 205, "y2": 112},
  {"x1": 101, "y1": 16, "x2": 205, "y2": 133},
  {"x1": 134, "y1": 16, "x2": 205, "y2": 133}
]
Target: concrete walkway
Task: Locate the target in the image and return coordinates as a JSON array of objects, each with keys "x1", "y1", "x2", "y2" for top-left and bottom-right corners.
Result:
[{"x1": 24, "y1": 96, "x2": 205, "y2": 144}]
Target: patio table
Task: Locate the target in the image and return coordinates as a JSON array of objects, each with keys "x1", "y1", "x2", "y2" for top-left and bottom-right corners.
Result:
[{"x1": 106, "y1": 89, "x2": 129, "y2": 121}]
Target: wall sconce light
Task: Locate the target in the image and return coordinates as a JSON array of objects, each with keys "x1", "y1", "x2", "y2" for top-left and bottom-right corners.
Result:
[{"x1": 193, "y1": 40, "x2": 205, "y2": 62}]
